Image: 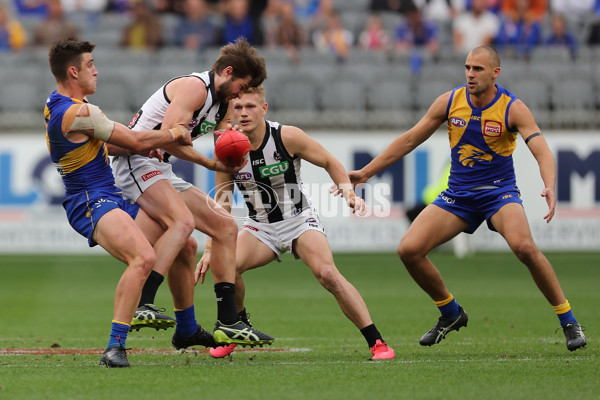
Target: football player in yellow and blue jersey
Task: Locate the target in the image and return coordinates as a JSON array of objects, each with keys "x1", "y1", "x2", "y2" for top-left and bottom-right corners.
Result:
[
  {"x1": 45, "y1": 39, "x2": 206, "y2": 368},
  {"x1": 349, "y1": 46, "x2": 586, "y2": 352}
]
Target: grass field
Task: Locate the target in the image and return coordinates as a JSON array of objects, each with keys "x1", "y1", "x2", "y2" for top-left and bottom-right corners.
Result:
[{"x1": 0, "y1": 252, "x2": 598, "y2": 400}]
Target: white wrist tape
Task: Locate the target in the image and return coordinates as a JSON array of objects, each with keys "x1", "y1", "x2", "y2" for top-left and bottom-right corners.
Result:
[{"x1": 65, "y1": 103, "x2": 115, "y2": 142}]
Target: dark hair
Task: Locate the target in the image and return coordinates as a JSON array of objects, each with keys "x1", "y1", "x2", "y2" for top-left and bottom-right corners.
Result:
[
  {"x1": 212, "y1": 37, "x2": 267, "y2": 88},
  {"x1": 48, "y1": 38, "x2": 96, "y2": 82}
]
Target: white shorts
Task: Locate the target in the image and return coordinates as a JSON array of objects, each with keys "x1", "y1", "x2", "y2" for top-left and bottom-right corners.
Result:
[
  {"x1": 242, "y1": 210, "x2": 325, "y2": 261},
  {"x1": 112, "y1": 155, "x2": 193, "y2": 201}
]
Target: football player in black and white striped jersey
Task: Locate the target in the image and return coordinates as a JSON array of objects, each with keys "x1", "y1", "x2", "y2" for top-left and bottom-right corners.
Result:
[{"x1": 198, "y1": 86, "x2": 395, "y2": 360}]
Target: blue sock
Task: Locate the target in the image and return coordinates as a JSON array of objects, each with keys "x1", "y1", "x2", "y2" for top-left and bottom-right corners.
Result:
[
  {"x1": 175, "y1": 305, "x2": 199, "y2": 337},
  {"x1": 438, "y1": 298, "x2": 460, "y2": 319},
  {"x1": 557, "y1": 310, "x2": 577, "y2": 326},
  {"x1": 108, "y1": 321, "x2": 130, "y2": 349}
]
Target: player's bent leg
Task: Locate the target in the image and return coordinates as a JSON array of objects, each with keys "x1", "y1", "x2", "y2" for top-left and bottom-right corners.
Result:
[
  {"x1": 492, "y1": 204, "x2": 586, "y2": 351},
  {"x1": 295, "y1": 230, "x2": 395, "y2": 359},
  {"x1": 235, "y1": 230, "x2": 279, "y2": 310},
  {"x1": 180, "y1": 186, "x2": 238, "y2": 283},
  {"x1": 94, "y1": 209, "x2": 156, "y2": 367},
  {"x1": 398, "y1": 205, "x2": 467, "y2": 301},
  {"x1": 491, "y1": 203, "x2": 567, "y2": 305},
  {"x1": 94, "y1": 209, "x2": 156, "y2": 324},
  {"x1": 136, "y1": 180, "x2": 195, "y2": 277},
  {"x1": 179, "y1": 188, "x2": 274, "y2": 348},
  {"x1": 131, "y1": 206, "x2": 187, "y2": 331},
  {"x1": 210, "y1": 231, "x2": 277, "y2": 358},
  {"x1": 294, "y1": 230, "x2": 373, "y2": 329}
]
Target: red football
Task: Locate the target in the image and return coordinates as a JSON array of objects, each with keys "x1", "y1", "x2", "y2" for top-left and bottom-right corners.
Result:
[{"x1": 215, "y1": 129, "x2": 251, "y2": 168}]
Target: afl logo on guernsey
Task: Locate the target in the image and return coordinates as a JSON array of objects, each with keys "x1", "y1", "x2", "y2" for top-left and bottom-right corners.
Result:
[
  {"x1": 234, "y1": 172, "x2": 252, "y2": 181},
  {"x1": 483, "y1": 120, "x2": 502, "y2": 137},
  {"x1": 450, "y1": 116, "x2": 466, "y2": 127}
]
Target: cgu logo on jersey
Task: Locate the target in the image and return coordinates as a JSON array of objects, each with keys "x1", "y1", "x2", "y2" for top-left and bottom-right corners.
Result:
[
  {"x1": 259, "y1": 161, "x2": 289, "y2": 178},
  {"x1": 450, "y1": 116, "x2": 466, "y2": 127},
  {"x1": 483, "y1": 120, "x2": 502, "y2": 137},
  {"x1": 198, "y1": 120, "x2": 216, "y2": 136},
  {"x1": 234, "y1": 171, "x2": 252, "y2": 181},
  {"x1": 458, "y1": 144, "x2": 492, "y2": 167}
]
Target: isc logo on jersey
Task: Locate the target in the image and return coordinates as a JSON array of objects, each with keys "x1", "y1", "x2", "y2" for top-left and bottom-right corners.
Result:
[
  {"x1": 483, "y1": 120, "x2": 502, "y2": 137},
  {"x1": 259, "y1": 161, "x2": 289, "y2": 178}
]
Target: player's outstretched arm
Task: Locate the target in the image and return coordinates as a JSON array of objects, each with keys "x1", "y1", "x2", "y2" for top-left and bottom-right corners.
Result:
[
  {"x1": 350, "y1": 92, "x2": 450, "y2": 185},
  {"x1": 281, "y1": 125, "x2": 365, "y2": 215},
  {"x1": 62, "y1": 103, "x2": 191, "y2": 152},
  {"x1": 510, "y1": 99, "x2": 557, "y2": 222}
]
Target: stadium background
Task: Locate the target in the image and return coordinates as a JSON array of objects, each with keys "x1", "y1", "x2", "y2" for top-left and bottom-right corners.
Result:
[{"x1": 0, "y1": 0, "x2": 599, "y2": 253}]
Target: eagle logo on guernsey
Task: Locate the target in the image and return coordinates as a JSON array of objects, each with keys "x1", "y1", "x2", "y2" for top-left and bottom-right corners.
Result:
[
  {"x1": 450, "y1": 116, "x2": 466, "y2": 127},
  {"x1": 458, "y1": 144, "x2": 493, "y2": 167},
  {"x1": 483, "y1": 120, "x2": 502, "y2": 137}
]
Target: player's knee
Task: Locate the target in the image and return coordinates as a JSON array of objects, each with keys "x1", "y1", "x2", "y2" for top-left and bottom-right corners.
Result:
[
  {"x1": 177, "y1": 216, "x2": 195, "y2": 239},
  {"x1": 316, "y1": 267, "x2": 344, "y2": 292},
  {"x1": 397, "y1": 240, "x2": 420, "y2": 263},
  {"x1": 132, "y1": 250, "x2": 156, "y2": 276},
  {"x1": 213, "y1": 216, "x2": 238, "y2": 244},
  {"x1": 511, "y1": 240, "x2": 539, "y2": 263},
  {"x1": 181, "y1": 237, "x2": 198, "y2": 262}
]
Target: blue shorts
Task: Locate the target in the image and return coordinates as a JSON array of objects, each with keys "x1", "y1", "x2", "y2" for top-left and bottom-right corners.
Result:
[
  {"x1": 431, "y1": 185, "x2": 522, "y2": 234},
  {"x1": 63, "y1": 187, "x2": 139, "y2": 247}
]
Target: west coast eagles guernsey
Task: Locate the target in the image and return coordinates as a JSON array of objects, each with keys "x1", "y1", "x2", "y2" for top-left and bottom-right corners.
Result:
[
  {"x1": 45, "y1": 91, "x2": 114, "y2": 194},
  {"x1": 445, "y1": 84, "x2": 519, "y2": 190},
  {"x1": 233, "y1": 120, "x2": 312, "y2": 223},
  {"x1": 127, "y1": 70, "x2": 228, "y2": 138}
]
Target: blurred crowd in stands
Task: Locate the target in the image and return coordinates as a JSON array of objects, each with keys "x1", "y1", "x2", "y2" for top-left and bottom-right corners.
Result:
[
  {"x1": 1, "y1": 0, "x2": 599, "y2": 62},
  {"x1": 2, "y1": 0, "x2": 600, "y2": 131}
]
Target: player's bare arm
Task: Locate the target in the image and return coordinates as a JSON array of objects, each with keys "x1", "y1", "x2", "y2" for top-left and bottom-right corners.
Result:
[
  {"x1": 61, "y1": 103, "x2": 191, "y2": 153},
  {"x1": 350, "y1": 92, "x2": 451, "y2": 186},
  {"x1": 281, "y1": 125, "x2": 365, "y2": 214},
  {"x1": 509, "y1": 99, "x2": 557, "y2": 222}
]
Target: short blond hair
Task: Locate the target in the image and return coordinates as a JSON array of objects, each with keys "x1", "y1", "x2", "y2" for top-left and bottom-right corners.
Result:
[{"x1": 244, "y1": 85, "x2": 265, "y2": 103}]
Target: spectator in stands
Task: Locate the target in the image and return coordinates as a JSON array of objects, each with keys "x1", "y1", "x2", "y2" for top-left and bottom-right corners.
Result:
[
  {"x1": 120, "y1": 0, "x2": 163, "y2": 51},
  {"x1": 61, "y1": 0, "x2": 108, "y2": 15},
  {"x1": 12, "y1": 0, "x2": 47, "y2": 17},
  {"x1": 370, "y1": 0, "x2": 420, "y2": 13},
  {"x1": 545, "y1": 13, "x2": 577, "y2": 57},
  {"x1": 312, "y1": 8, "x2": 354, "y2": 63},
  {"x1": 105, "y1": 0, "x2": 131, "y2": 13},
  {"x1": 31, "y1": 0, "x2": 79, "y2": 47},
  {"x1": 495, "y1": 0, "x2": 541, "y2": 59},
  {"x1": 0, "y1": 4, "x2": 27, "y2": 52},
  {"x1": 453, "y1": 0, "x2": 500, "y2": 55},
  {"x1": 220, "y1": 0, "x2": 258, "y2": 45},
  {"x1": 501, "y1": 0, "x2": 548, "y2": 21},
  {"x1": 413, "y1": 0, "x2": 463, "y2": 24},
  {"x1": 272, "y1": 1, "x2": 305, "y2": 63},
  {"x1": 173, "y1": 0, "x2": 218, "y2": 49},
  {"x1": 549, "y1": 0, "x2": 595, "y2": 23},
  {"x1": 393, "y1": 5, "x2": 439, "y2": 60},
  {"x1": 358, "y1": 13, "x2": 392, "y2": 53}
]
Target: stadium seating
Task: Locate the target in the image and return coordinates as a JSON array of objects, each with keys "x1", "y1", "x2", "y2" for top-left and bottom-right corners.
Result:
[{"x1": 2, "y1": 6, "x2": 600, "y2": 132}]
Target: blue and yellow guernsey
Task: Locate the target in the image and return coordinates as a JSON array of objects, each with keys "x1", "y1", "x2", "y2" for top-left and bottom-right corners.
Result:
[
  {"x1": 45, "y1": 91, "x2": 114, "y2": 195},
  {"x1": 445, "y1": 84, "x2": 519, "y2": 190}
]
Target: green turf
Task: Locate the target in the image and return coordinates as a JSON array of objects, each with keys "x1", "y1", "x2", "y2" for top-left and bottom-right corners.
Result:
[{"x1": 0, "y1": 252, "x2": 598, "y2": 399}]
